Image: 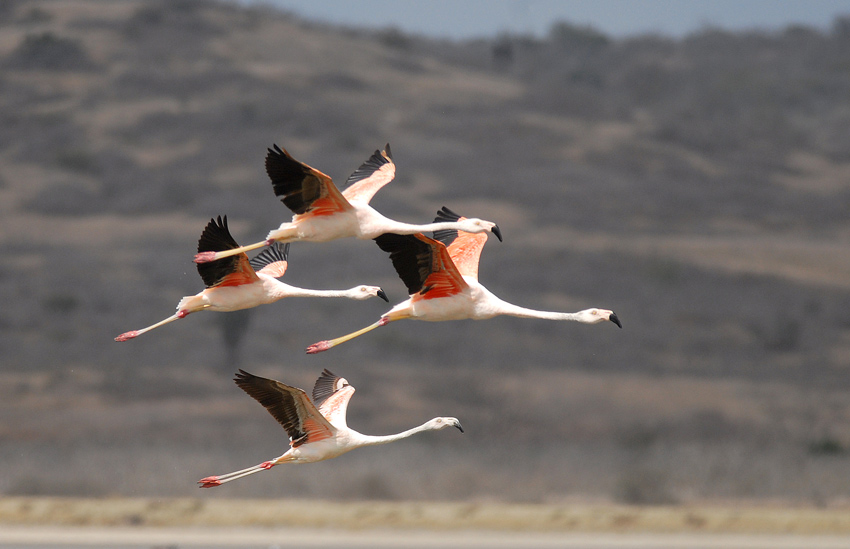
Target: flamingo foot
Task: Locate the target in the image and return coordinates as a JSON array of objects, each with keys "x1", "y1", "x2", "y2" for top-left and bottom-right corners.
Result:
[
  {"x1": 197, "y1": 476, "x2": 221, "y2": 488},
  {"x1": 176, "y1": 310, "x2": 190, "y2": 319},
  {"x1": 260, "y1": 461, "x2": 275, "y2": 470},
  {"x1": 194, "y1": 251, "x2": 218, "y2": 264},
  {"x1": 305, "y1": 341, "x2": 331, "y2": 354},
  {"x1": 378, "y1": 317, "x2": 390, "y2": 326},
  {"x1": 114, "y1": 331, "x2": 138, "y2": 342}
]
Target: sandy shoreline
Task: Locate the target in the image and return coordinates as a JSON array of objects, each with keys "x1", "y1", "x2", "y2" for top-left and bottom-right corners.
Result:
[{"x1": 2, "y1": 497, "x2": 850, "y2": 535}]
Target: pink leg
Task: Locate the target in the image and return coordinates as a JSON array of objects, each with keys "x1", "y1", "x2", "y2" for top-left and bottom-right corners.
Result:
[
  {"x1": 194, "y1": 251, "x2": 218, "y2": 264},
  {"x1": 114, "y1": 330, "x2": 139, "y2": 342},
  {"x1": 198, "y1": 476, "x2": 221, "y2": 488},
  {"x1": 305, "y1": 340, "x2": 331, "y2": 354},
  {"x1": 306, "y1": 318, "x2": 389, "y2": 354}
]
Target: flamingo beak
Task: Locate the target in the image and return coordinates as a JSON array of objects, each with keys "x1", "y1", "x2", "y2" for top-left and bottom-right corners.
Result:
[
  {"x1": 609, "y1": 312, "x2": 622, "y2": 328},
  {"x1": 491, "y1": 225, "x2": 503, "y2": 242},
  {"x1": 377, "y1": 288, "x2": 389, "y2": 302},
  {"x1": 455, "y1": 421, "x2": 464, "y2": 433}
]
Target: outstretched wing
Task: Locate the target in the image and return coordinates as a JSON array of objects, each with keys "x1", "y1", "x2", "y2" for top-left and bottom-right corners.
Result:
[
  {"x1": 196, "y1": 216, "x2": 259, "y2": 288},
  {"x1": 341, "y1": 144, "x2": 395, "y2": 204},
  {"x1": 432, "y1": 207, "x2": 488, "y2": 280},
  {"x1": 234, "y1": 370, "x2": 335, "y2": 448},
  {"x1": 374, "y1": 233, "x2": 467, "y2": 299},
  {"x1": 311, "y1": 369, "x2": 355, "y2": 429},
  {"x1": 250, "y1": 243, "x2": 289, "y2": 278},
  {"x1": 265, "y1": 144, "x2": 353, "y2": 217}
]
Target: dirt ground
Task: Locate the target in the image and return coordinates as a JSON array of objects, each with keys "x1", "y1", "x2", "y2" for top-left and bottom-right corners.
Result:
[{"x1": 2, "y1": 497, "x2": 850, "y2": 535}]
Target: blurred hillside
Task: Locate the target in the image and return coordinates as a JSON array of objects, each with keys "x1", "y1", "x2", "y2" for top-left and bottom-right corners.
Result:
[{"x1": 2, "y1": 0, "x2": 850, "y2": 505}]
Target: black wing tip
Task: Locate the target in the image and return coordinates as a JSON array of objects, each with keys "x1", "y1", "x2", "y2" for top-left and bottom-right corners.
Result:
[
  {"x1": 435, "y1": 206, "x2": 462, "y2": 223},
  {"x1": 312, "y1": 368, "x2": 342, "y2": 406},
  {"x1": 345, "y1": 144, "x2": 394, "y2": 187},
  {"x1": 433, "y1": 207, "x2": 461, "y2": 246},
  {"x1": 249, "y1": 241, "x2": 289, "y2": 273},
  {"x1": 201, "y1": 214, "x2": 228, "y2": 236},
  {"x1": 233, "y1": 369, "x2": 252, "y2": 383},
  {"x1": 384, "y1": 143, "x2": 392, "y2": 159}
]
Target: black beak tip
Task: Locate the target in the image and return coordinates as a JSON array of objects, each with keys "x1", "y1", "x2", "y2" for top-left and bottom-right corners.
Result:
[
  {"x1": 455, "y1": 422, "x2": 464, "y2": 433},
  {"x1": 377, "y1": 289, "x2": 389, "y2": 302},
  {"x1": 492, "y1": 225, "x2": 503, "y2": 242},
  {"x1": 610, "y1": 313, "x2": 622, "y2": 329}
]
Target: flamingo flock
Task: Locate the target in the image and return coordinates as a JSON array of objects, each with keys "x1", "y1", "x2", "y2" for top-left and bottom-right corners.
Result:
[
  {"x1": 115, "y1": 215, "x2": 387, "y2": 341},
  {"x1": 116, "y1": 143, "x2": 621, "y2": 488}
]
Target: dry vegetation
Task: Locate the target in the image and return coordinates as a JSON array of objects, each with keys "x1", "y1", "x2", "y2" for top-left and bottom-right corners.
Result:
[{"x1": 2, "y1": 0, "x2": 850, "y2": 512}]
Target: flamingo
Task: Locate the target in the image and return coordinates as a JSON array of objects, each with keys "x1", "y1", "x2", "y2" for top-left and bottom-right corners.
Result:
[
  {"x1": 198, "y1": 368, "x2": 463, "y2": 488},
  {"x1": 193, "y1": 144, "x2": 502, "y2": 264},
  {"x1": 115, "y1": 216, "x2": 388, "y2": 342},
  {"x1": 306, "y1": 207, "x2": 621, "y2": 354}
]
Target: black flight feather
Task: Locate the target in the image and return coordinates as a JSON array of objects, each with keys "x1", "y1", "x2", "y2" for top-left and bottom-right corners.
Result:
[
  {"x1": 432, "y1": 206, "x2": 462, "y2": 247},
  {"x1": 196, "y1": 216, "x2": 242, "y2": 288},
  {"x1": 312, "y1": 368, "x2": 342, "y2": 409},
  {"x1": 234, "y1": 369, "x2": 306, "y2": 445},
  {"x1": 343, "y1": 144, "x2": 392, "y2": 188},
  {"x1": 375, "y1": 233, "x2": 435, "y2": 295},
  {"x1": 265, "y1": 144, "x2": 324, "y2": 215},
  {"x1": 249, "y1": 242, "x2": 290, "y2": 274}
]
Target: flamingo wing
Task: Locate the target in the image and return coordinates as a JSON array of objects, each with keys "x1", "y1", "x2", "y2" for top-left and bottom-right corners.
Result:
[
  {"x1": 250, "y1": 243, "x2": 289, "y2": 279},
  {"x1": 311, "y1": 368, "x2": 355, "y2": 427},
  {"x1": 196, "y1": 216, "x2": 259, "y2": 288},
  {"x1": 432, "y1": 207, "x2": 488, "y2": 280},
  {"x1": 265, "y1": 145, "x2": 352, "y2": 217},
  {"x1": 234, "y1": 370, "x2": 335, "y2": 448},
  {"x1": 374, "y1": 233, "x2": 468, "y2": 299},
  {"x1": 340, "y1": 144, "x2": 395, "y2": 204}
]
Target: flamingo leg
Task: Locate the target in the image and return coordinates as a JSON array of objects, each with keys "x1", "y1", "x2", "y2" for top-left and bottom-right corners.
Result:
[
  {"x1": 198, "y1": 458, "x2": 284, "y2": 488},
  {"x1": 195, "y1": 224, "x2": 301, "y2": 264},
  {"x1": 115, "y1": 311, "x2": 189, "y2": 342},
  {"x1": 305, "y1": 316, "x2": 394, "y2": 354},
  {"x1": 194, "y1": 239, "x2": 271, "y2": 264}
]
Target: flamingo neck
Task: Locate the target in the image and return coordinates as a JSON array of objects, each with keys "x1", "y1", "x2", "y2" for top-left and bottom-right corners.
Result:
[
  {"x1": 353, "y1": 422, "x2": 436, "y2": 447},
  {"x1": 380, "y1": 219, "x2": 469, "y2": 235},
  {"x1": 267, "y1": 280, "x2": 358, "y2": 301},
  {"x1": 490, "y1": 298, "x2": 586, "y2": 322}
]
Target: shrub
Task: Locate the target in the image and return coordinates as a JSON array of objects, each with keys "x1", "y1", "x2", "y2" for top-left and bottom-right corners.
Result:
[{"x1": 5, "y1": 32, "x2": 95, "y2": 71}]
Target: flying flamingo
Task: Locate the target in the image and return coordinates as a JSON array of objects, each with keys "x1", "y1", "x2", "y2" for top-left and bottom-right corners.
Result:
[
  {"x1": 306, "y1": 207, "x2": 621, "y2": 354},
  {"x1": 193, "y1": 144, "x2": 502, "y2": 264},
  {"x1": 198, "y1": 368, "x2": 463, "y2": 488},
  {"x1": 115, "y1": 216, "x2": 388, "y2": 342}
]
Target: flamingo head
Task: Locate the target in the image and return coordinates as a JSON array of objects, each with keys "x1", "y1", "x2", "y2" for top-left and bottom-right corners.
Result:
[
  {"x1": 458, "y1": 218, "x2": 503, "y2": 241},
  {"x1": 577, "y1": 308, "x2": 622, "y2": 328},
  {"x1": 427, "y1": 417, "x2": 464, "y2": 433},
  {"x1": 354, "y1": 285, "x2": 389, "y2": 301}
]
